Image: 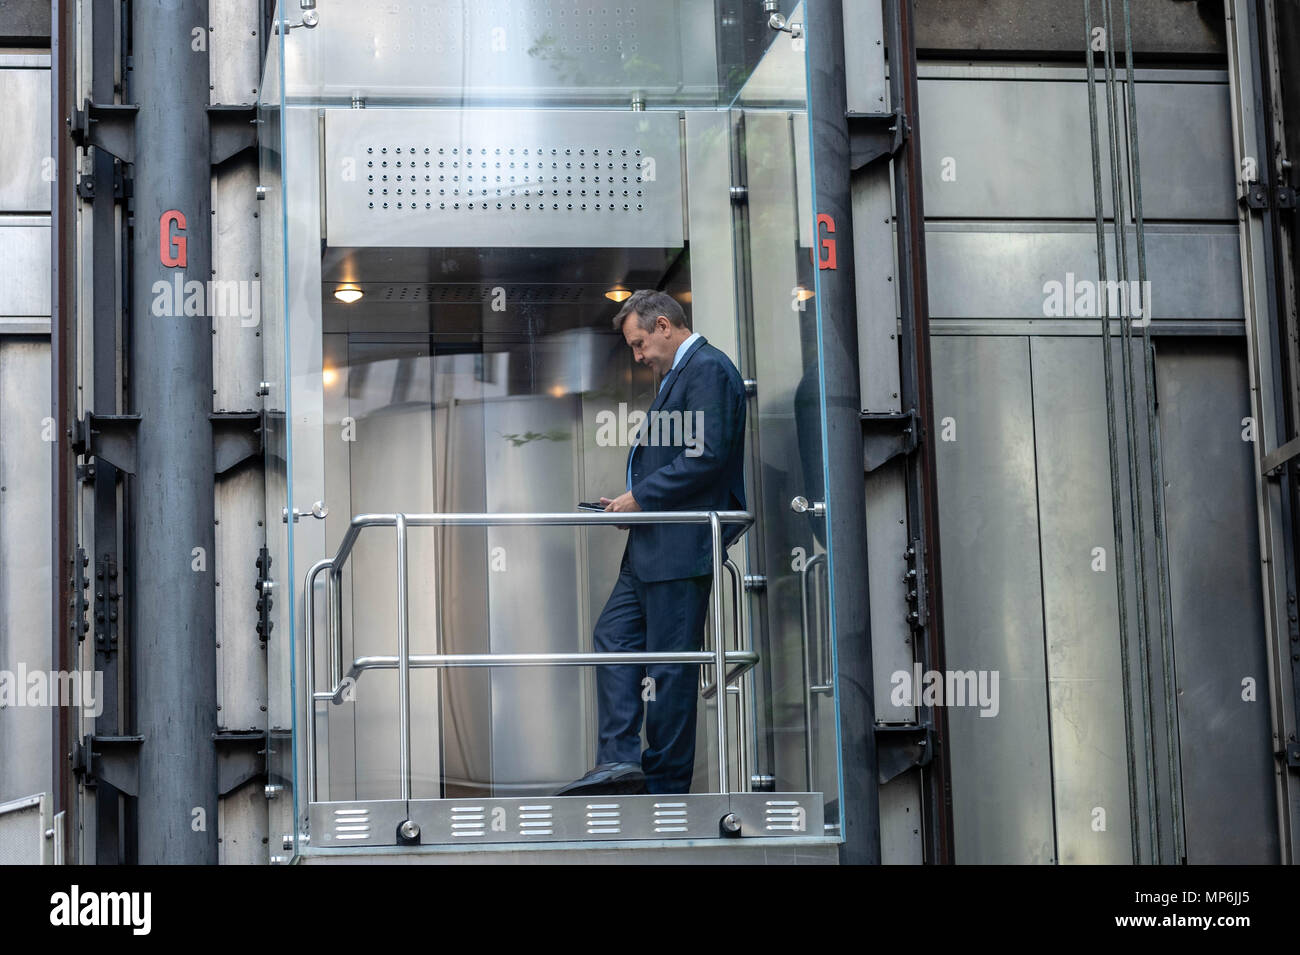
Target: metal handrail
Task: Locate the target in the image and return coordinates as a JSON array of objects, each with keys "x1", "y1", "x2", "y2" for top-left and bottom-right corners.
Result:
[
  {"x1": 701, "y1": 559, "x2": 752, "y2": 796},
  {"x1": 304, "y1": 510, "x2": 754, "y2": 803},
  {"x1": 799, "y1": 552, "x2": 829, "y2": 792}
]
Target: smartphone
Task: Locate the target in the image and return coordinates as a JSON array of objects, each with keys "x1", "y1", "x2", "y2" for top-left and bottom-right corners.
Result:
[{"x1": 577, "y1": 501, "x2": 607, "y2": 511}]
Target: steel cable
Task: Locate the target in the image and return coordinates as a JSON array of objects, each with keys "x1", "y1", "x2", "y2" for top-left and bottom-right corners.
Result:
[
  {"x1": 1083, "y1": 0, "x2": 1146, "y2": 863},
  {"x1": 1121, "y1": 0, "x2": 1185, "y2": 863}
]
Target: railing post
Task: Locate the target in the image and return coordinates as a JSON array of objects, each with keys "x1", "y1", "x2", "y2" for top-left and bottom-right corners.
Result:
[
  {"x1": 304, "y1": 558, "x2": 333, "y2": 803},
  {"x1": 710, "y1": 512, "x2": 729, "y2": 794},
  {"x1": 395, "y1": 514, "x2": 412, "y2": 802}
]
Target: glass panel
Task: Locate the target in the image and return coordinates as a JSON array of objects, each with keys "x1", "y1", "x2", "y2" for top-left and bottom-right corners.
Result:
[
  {"x1": 726, "y1": 4, "x2": 840, "y2": 832},
  {"x1": 261, "y1": 0, "x2": 839, "y2": 854},
  {"x1": 258, "y1": 10, "x2": 295, "y2": 860}
]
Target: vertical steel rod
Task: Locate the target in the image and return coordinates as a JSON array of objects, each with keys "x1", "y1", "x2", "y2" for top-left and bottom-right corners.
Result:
[
  {"x1": 1083, "y1": 0, "x2": 1144, "y2": 863},
  {"x1": 711, "y1": 513, "x2": 729, "y2": 794},
  {"x1": 396, "y1": 515, "x2": 412, "y2": 802},
  {"x1": 305, "y1": 561, "x2": 325, "y2": 802}
]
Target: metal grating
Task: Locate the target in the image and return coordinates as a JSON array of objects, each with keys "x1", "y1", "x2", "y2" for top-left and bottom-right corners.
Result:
[
  {"x1": 652, "y1": 801, "x2": 688, "y2": 834},
  {"x1": 585, "y1": 801, "x2": 622, "y2": 835},
  {"x1": 518, "y1": 803, "x2": 554, "y2": 836},
  {"x1": 331, "y1": 806, "x2": 372, "y2": 842},
  {"x1": 451, "y1": 805, "x2": 487, "y2": 838},
  {"x1": 763, "y1": 799, "x2": 808, "y2": 833}
]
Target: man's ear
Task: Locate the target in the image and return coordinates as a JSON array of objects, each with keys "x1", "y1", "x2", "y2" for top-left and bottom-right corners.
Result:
[{"x1": 657, "y1": 315, "x2": 671, "y2": 335}]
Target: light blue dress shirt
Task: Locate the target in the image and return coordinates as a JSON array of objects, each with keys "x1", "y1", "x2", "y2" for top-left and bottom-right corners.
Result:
[{"x1": 627, "y1": 332, "x2": 702, "y2": 491}]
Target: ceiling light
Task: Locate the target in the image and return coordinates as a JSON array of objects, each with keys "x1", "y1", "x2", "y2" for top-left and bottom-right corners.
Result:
[
  {"x1": 334, "y1": 284, "x2": 363, "y2": 304},
  {"x1": 605, "y1": 287, "x2": 632, "y2": 303},
  {"x1": 795, "y1": 286, "x2": 815, "y2": 302}
]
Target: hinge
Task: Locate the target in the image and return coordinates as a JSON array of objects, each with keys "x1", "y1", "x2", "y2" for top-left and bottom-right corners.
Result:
[
  {"x1": 904, "y1": 537, "x2": 928, "y2": 632},
  {"x1": 255, "y1": 547, "x2": 274, "y2": 643},
  {"x1": 70, "y1": 548, "x2": 90, "y2": 642},
  {"x1": 94, "y1": 554, "x2": 121, "y2": 653}
]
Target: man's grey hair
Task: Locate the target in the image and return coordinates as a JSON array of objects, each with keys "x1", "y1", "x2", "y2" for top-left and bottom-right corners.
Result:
[{"x1": 612, "y1": 289, "x2": 691, "y2": 333}]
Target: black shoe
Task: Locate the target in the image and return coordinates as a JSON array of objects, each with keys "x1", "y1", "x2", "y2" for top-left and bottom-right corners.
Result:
[{"x1": 554, "y1": 762, "x2": 648, "y2": 797}]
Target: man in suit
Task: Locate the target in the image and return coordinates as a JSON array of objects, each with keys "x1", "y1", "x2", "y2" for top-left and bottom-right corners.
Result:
[{"x1": 558, "y1": 289, "x2": 747, "y2": 796}]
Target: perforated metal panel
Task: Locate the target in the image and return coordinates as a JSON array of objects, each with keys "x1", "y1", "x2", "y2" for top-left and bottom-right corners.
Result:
[
  {"x1": 0, "y1": 795, "x2": 48, "y2": 865},
  {"x1": 324, "y1": 109, "x2": 684, "y2": 248},
  {"x1": 355, "y1": 283, "x2": 597, "y2": 305}
]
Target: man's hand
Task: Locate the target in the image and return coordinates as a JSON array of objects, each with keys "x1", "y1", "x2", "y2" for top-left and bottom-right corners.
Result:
[
  {"x1": 600, "y1": 492, "x2": 641, "y2": 513},
  {"x1": 599, "y1": 493, "x2": 640, "y2": 530}
]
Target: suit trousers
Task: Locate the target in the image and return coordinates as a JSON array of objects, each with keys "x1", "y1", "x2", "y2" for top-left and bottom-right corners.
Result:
[{"x1": 593, "y1": 551, "x2": 712, "y2": 794}]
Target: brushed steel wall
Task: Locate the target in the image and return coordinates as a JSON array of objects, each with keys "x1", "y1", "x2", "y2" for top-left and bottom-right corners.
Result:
[{"x1": 925, "y1": 64, "x2": 1278, "y2": 862}]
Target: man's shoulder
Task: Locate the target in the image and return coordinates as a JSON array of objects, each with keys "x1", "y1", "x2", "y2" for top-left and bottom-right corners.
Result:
[{"x1": 686, "y1": 339, "x2": 742, "y2": 381}]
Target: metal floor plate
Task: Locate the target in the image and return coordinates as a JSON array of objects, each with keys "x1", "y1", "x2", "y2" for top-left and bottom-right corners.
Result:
[{"x1": 309, "y1": 793, "x2": 824, "y2": 848}]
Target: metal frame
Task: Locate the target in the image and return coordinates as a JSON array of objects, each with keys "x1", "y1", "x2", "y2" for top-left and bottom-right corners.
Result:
[
  {"x1": 1225, "y1": 0, "x2": 1300, "y2": 861},
  {"x1": 303, "y1": 510, "x2": 757, "y2": 808}
]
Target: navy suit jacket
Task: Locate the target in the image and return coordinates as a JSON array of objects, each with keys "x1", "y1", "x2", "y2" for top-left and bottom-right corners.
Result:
[{"x1": 625, "y1": 335, "x2": 747, "y2": 583}]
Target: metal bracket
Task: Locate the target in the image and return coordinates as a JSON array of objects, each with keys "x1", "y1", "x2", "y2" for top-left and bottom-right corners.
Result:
[
  {"x1": 93, "y1": 554, "x2": 120, "y2": 653},
  {"x1": 71, "y1": 548, "x2": 90, "y2": 642},
  {"x1": 73, "y1": 412, "x2": 140, "y2": 475},
  {"x1": 214, "y1": 730, "x2": 268, "y2": 796},
  {"x1": 76, "y1": 161, "x2": 125, "y2": 202},
  {"x1": 847, "y1": 108, "x2": 907, "y2": 171},
  {"x1": 875, "y1": 723, "x2": 934, "y2": 783},
  {"x1": 904, "y1": 537, "x2": 928, "y2": 631},
  {"x1": 255, "y1": 547, "x2": 274, "y2": 642},
  {"x1": 861, "y1": 409, "x2": 920, "y2": 472},
  {"x1": 1275, "y1": 185, "x2": 1296, "y2": 211},
  {"x1": 211, "y1": 411, "x2": 265, "y2": 474},
  {"x1": 1261, "y1": 434, "x2": 1300, "y2": 477},
  {"x1": 1285, "y1": 741, "x2": 1300, "y2": 771},
  {"x1": 1243, "y1": 181, "x2": 1271, "y2": 210},
  {"x1": 68, "y1": 99, "x2": 138, "y2": 164},
  {"x1": 73, "y1": 735, "x2": 143, "y2": 796},
  {"x1": 208, "y1": 105, "x2": 259, "y2": 167}
]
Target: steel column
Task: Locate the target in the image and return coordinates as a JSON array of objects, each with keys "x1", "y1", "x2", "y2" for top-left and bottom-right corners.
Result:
[
  {"x1": 50, "y1": 0, "x2": 78, "y2": 862},
  {"x1": 806, "y1": 0, "x2": 881, "y2": 865},
  {"x1": 129, "y1": 0, "x2": 217, "y2": 863}
]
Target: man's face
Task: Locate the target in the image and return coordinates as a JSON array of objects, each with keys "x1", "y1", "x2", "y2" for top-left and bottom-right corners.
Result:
[{"x1": 622, "y1": 312, "x2": 678, "y2": 377}]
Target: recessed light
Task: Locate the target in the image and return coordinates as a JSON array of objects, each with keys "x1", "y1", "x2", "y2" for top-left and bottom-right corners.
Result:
[
  {"x1": 605, "y1": 287, "x2": 632, "y2": 303},
  {"x1": 334, "y1": 284, "x2": 363, "y2": 304}
]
